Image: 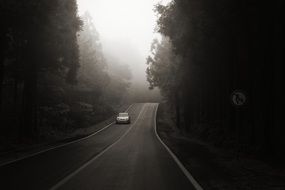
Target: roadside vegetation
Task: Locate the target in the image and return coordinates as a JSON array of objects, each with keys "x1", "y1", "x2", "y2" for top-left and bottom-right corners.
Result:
[
  {"x1": 147, "y1": 0, "x2": 284, "y2": 162},
  {"x1": 0, "y1": 1, "x2": 131, "y2": 148},
  {"x1": 157, "y1": 103, "x2": 285, "y2": 190}
]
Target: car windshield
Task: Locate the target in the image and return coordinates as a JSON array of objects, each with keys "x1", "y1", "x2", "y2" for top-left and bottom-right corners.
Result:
[{"x1": 118, "y1": 113, "x2": 128, "y2": 117}]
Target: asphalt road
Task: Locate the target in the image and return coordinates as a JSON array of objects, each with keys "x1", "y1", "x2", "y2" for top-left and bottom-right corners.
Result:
[{"x1": 0, "y1": 103, "x2": 197, "y2": 190}]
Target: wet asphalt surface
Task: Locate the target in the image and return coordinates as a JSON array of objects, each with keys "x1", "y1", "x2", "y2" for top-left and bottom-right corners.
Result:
[{"x1": 0, "y1": 103, "x2": 195, "y2": 190}]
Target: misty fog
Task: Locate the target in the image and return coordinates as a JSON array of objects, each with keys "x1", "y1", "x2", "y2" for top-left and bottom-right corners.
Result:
[
  {"x1": 77, "y1": 0, "x2": 170, "y2": 102},
  {"x1": 1, "y1": 0, "x2": 284, "y2": 189}
]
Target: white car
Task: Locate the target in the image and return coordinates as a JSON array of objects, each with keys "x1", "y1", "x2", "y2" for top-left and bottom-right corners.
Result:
[{"x1": 116, "y1": 113, "x2": 131, "y2": 124}]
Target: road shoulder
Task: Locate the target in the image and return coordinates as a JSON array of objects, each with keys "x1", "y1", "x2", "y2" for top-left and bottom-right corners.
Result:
[
  {"x1": 156, "y1": 103, "x2": 285, "y2": 190},
  {"x1": 0, "y1": 104, "x2": 131, "y2": 166}
]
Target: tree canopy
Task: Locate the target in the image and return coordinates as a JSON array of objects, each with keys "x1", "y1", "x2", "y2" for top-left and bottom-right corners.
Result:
[{"x1": 147, "y1": 0, "x2": 285, "y2": 158}]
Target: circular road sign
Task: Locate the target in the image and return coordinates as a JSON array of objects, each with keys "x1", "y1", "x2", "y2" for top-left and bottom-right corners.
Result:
[{"x1": 231, "y1": 90, "x2": 247, "y2": 107}]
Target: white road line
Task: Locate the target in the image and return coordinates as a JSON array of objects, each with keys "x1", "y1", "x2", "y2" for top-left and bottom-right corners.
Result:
[
  {"x1": 0, "y1": 104, "x2": 133, "y2": 167},
  {"x1": 153, "y1": 103, "x2": 204, "y2": 190},
  {"x1": 50, "y1": 104, "x2": 146, "y2": 190}
]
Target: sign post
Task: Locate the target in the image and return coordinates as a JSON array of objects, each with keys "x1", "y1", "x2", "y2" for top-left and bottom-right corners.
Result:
[{"x1": 231, "y1": 90, "x2": 247, "y2": 159}]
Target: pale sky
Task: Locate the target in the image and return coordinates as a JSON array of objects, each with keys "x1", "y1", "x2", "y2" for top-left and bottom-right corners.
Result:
[
  {"x1": 77, "y1": 0, "x2": 170, "y2": 57},
  {"x1": 77, "y1": 0, "x2": 170, "y2": 98}
]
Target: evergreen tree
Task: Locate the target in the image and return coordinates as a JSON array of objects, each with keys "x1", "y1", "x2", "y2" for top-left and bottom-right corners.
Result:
[{"x1": 1, "y1": 0, "x2": 82, "y2": 140}]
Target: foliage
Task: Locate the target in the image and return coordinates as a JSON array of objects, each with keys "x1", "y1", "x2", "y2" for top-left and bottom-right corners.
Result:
[
  {"x1": 1, "y1": 2, "x2": 132, "y2": 143},
  {"x1": 0, "y1": 0, "x2": 82, "y2": 141},
  {"x1": 146, "y1": 37, "x2": 181, "y2": 98},
  {"x1": 148, "y1": 0, "x2": 285, "y2": 158},
  {"x1": 77, "y1": 12, "x2": 109, "y2": 90}
]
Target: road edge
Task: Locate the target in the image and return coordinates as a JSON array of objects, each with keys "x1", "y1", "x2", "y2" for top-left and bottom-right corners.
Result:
[
  {"x1": 153, "y1": 103, "x2": 204, "y2": 190},
  {"x1": 50, "y1": 103, "x2": 146, "y2": 190}
]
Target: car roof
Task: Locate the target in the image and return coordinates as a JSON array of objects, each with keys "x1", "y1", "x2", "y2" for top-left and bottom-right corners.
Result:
[{"x1": 118, "y1": 112, "x2": 129, "y2": 115}]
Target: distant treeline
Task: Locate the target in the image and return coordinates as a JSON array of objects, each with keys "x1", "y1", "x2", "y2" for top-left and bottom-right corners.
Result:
[
  {"x1": 147, "y1": 0, "x2": 284, "y2": 159},
  {"x1": 0, "y1": 1, "x2": 130, "y2": 143}
]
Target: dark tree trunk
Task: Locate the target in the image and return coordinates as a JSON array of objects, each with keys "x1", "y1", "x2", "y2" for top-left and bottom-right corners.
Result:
[
  {"x1": 174, "y1": 90, "x2": 181, "y2": 129},
  {"x1": 182, "y1": 90, "x2": 191, "y2": 133},
  {"x1": 0, "y1": 58, "x2": 3, "y2": 116},
  {"x1": 20, "y1": 36, "x2": 39, "y2": 142},
  {"x1": 20, "y1": 65, "x2": 38, "y2": 141},
  {"x1": 0, "y1": 32, "x2": 7, "y2": 117}
]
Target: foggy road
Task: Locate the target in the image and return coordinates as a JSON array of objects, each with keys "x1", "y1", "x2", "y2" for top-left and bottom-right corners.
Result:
[{"x1": 1, "y1": 103, "x2": 198, "y2": 190}]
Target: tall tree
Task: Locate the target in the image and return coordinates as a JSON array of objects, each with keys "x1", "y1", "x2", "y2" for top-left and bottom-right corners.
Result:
[
  {"x1": 150, "y1": 0, "x2": 285, "y2": 158},
  {"x1": 77, "y1": 12, "x2": 109, "y2": 91},
  {"x1": 146, "y1": 36, "x2": 182, "y2": 127},
  {"x1": 1, "y1": 0, "x2": 82, "y2": 140}
]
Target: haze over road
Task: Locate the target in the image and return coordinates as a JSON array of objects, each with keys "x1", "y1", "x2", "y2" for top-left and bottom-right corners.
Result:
[{"x1": 1, "y1": 103, "x2": 196, "y2": 190}]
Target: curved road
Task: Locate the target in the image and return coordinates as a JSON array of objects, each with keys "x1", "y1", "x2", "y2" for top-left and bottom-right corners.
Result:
[{"x1": 1, "y1": 103, "x2": 197, "y2": 190}]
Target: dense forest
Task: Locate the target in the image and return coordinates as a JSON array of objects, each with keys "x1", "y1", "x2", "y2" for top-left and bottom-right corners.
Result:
[
  {"x1": 0, "y1": 0, "x2": 131, "y2": 146},
  {"x1": 1, "y1": 0, "x2": 284, "y2": 161},
  {"x1": 147, "y1": 0, "x2": 284, "y2": 160},
  {"x1": 0, "y1": 1, "x2": 284, "y2": 189}
]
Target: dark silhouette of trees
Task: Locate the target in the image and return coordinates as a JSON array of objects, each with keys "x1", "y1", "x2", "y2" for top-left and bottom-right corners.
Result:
[
  {"x1": 147, "y1": 0, "x2": 284, "y2": 159},
  {"x1": 1, "y1": 1, "x2": 132, "y2": 145},
  {"x1": 1, "y1": 0, "x2": 82, "y2": 141}
]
